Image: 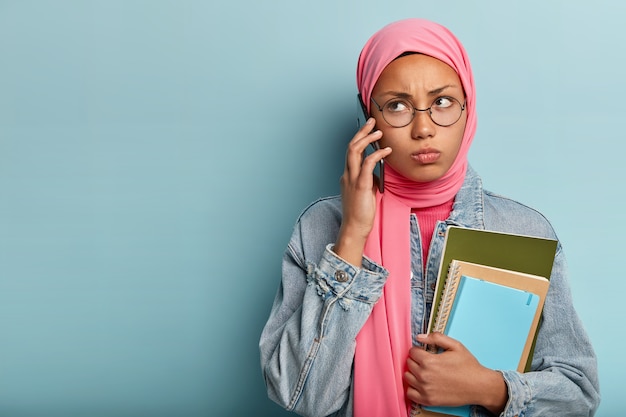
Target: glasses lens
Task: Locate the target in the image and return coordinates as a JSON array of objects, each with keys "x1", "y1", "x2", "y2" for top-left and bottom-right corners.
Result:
[
  {"x1": 382, "y1": 99, "x2": 414, "y2": 128},
  {"x1": 430, "y1": 97, "x2": 463, "y2": 127}
]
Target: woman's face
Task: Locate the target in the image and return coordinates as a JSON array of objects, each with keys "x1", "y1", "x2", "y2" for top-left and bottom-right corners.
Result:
[{"x1": 370, "y1": 53, "x2": 467, "y2": 183}]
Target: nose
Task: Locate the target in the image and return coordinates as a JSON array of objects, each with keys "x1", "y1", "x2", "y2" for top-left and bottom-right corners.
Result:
[{"x1": 410, "y1": 109, "x2": 435, "y2": 140}]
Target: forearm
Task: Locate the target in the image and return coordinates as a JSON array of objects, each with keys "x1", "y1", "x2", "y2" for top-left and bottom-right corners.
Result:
[{"x1": 260, "y1": 245, "x2": 388, "y2": 416}]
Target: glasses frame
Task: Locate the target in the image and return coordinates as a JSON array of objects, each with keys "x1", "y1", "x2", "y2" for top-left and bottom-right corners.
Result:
[{"x1": 370, "y1": 96, "x2": 466, "y2": 128}]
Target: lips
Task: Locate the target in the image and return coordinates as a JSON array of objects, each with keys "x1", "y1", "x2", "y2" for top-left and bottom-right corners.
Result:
[{"x1": 411, "y1": 148, "x2": 441, "y2": 164}]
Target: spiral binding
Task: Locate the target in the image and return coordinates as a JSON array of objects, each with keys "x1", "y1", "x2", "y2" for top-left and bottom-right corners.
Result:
[{"x1": 432, "y1": 261, "x2": 462, "y2": 334}]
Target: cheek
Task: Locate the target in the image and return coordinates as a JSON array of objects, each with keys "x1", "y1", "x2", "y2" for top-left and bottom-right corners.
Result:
[
  {"x1": 450, "y1": 119, "x2": 468, "y2": 156},
  {"x1": 377, "y1": 127, "x2": 406, "y2": 149}
]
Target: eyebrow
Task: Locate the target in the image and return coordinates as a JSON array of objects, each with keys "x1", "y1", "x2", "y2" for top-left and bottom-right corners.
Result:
[
  {"x1": 383, "y1": 85, "x2": 461, "y2": 99},
  {"x1": 427, "y1": 85, "x2": 459, "y2": 96}
]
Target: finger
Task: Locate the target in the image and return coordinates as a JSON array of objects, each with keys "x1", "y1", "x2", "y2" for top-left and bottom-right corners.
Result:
[
  {"x1": 353, "y1": 146, "x2": 390, "y2": 192},
  {"x1": 403, "y1": 370, "x2": 419, "y2": 389},
  {"x1": 407, "y1": 345, "x2": 436, "y2": 373},
  {"x1": 406, "y1": 355, "x2": 423, "y2": 378},
  {"x1": 356, "y1": 120, "x2": 384, "y2": 151},
  {"x1": 406, "y1": 386, "x2": 423, "y2": 406},
  {"x1": 347, "y1": 117, "x2": 381, "y2": 156},
  {"x1": 345, "y1": 132, "x2": 383, "y2": 185},
  {"x1": 347, "y1": 117, "x2": 377, "y2": 155},
  {"x1": 356, "y1": 117, "x2": 377, "y2": 137},
  {"x1": 408, "y1": 344, "x2": 425, "y2": 361},
  {"x1": 361, "y1": 146, "x2": 391, "y2": 172},
  {"x1": 345, "y1": 123, "x2": 381, "y2": 169},
  {"x1": 404, "y1": 371, "x2": 432, "y2": 406}
]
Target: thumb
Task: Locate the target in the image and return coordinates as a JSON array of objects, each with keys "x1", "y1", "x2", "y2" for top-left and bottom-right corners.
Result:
[{"x1": 417, "y1": 332, "x2": 461, "y2": 352}]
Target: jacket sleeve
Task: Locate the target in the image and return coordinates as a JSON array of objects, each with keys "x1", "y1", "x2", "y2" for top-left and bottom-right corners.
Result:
[
  {"x1": 259, "y1": 205, "x2": 388, "y2": 417},
  {"x1": 496, "y1": 245, "x2": 600, "y2": 417}
]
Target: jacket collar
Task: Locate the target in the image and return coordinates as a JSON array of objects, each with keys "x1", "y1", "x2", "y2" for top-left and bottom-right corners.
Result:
[{"x1": 447, "y1": 165, "x2": 485, "y2": 229}]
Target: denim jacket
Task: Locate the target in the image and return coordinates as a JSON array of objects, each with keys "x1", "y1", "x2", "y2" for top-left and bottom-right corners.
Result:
[{"x1": 259, "y1": 167, "x2": 600, "y2": 417}]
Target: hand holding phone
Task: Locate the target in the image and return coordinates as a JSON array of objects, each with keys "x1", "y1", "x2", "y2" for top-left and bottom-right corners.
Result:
[{"x1": 357, "y1": 94, "x2": 384, "y2": 193}]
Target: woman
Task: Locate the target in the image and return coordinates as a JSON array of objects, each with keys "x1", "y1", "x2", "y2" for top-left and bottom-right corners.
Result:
[{"x1": 259, "y1": 18, "x2": 600, "y2": 417}]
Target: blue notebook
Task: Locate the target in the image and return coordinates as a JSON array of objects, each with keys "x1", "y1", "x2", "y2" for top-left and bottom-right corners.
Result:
[{"x1": 422, "y1": 260, "x2": 548, "y2": 417}]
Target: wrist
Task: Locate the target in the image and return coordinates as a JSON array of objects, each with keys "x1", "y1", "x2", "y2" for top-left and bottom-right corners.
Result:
[
  {"x1": 477, "y1": 369, "x2": 508, "y2": 415},
  {"x1": 334, "y1": 228, "x2": 368, "y2": 267}
]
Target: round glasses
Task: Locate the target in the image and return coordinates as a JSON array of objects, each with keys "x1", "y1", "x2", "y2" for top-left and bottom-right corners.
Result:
[{"x1": 370, "y1": 96, "x2": 466, "y2": 128}]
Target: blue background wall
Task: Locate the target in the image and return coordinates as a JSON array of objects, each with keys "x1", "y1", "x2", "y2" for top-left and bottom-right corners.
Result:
[{"x1": 0, "y1": 1, "x2": 623, "y2": 416}]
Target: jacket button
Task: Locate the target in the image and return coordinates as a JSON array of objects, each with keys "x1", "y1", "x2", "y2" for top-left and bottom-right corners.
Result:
[{"x1": 335, "y1": 270, "x2": 349, "y2": 282}]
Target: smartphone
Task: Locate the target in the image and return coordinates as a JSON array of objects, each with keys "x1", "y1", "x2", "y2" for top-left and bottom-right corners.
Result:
[{"x1": 357, "y1": 94, "x2": 384, "y2": 193}]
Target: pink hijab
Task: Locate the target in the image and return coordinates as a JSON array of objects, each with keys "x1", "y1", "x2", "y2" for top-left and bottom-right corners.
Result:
[{"x1": 353, "y1": 19, "x2": 477, "y2": 416}]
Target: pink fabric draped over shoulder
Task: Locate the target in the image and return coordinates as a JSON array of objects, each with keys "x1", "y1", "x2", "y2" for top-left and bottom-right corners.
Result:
[{"x1": 353, "y1": 19, "x2": 477, "y2": 416}]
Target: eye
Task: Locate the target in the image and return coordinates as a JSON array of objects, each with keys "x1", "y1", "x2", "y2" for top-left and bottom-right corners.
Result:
[
  {"x1": 432, "y1": 96, "x2": 455, "y2": 109},
  {"x1": 384, "y1": 100, "x2": 412, "y2": 113}
]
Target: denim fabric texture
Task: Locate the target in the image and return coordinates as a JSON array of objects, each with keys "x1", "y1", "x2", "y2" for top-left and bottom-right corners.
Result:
[{"x1": 259, "y1": 166, "x2": 600, "y2": 417}]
